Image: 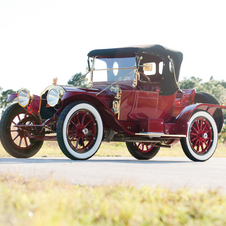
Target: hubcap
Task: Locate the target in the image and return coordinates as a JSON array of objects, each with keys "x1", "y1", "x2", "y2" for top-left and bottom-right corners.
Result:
[
  {"x1": 82, "y1": 128, "x2": 89, "y2": 135},
  {"x1": 203, "y1": 133, "x2": 208, "y2": 139}
]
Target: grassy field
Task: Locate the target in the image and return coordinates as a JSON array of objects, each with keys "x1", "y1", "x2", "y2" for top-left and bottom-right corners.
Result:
[
  {"x1": 1, "y1": 140, "x2": 226, "y2": 158},
  {"x1": 1, "y1": 142, "x2": 226, "y2": 225},
  {"x1": 1, "y1": 174, "x2": 226, "y2": 226}
]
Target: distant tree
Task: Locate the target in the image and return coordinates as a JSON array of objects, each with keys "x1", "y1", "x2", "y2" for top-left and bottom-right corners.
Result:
[
  {"x1": 195, "y1": 76, "x2": 226, "y2": 101},
  {"x1": 0, "y1": 88, "x2": 17, "y2": 115},
  {"x1": 67, "y1": 72, "x2": 88, "y2": 87},
  {"x1": 179, "y1": 76, "x2": 203, "y2": 89},
  {"x1": 179, "y1": 76, "x2": 226, "y2": 101},
  {"x1": 219, "y1": 80, "x2": 226, "y2": 89}
]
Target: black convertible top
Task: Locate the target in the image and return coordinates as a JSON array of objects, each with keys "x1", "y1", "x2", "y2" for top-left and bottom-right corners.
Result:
[
  {"x1": 88, "y1": 45, "x2": 183, "y2": 96},
  {"x1": 88, "y1": 44, "x2": 182, "y2": 62}
]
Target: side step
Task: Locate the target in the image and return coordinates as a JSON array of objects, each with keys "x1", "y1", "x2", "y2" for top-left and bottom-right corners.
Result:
[{"x1": 135, "y1": 132, "x2": 186, "y2": 138}]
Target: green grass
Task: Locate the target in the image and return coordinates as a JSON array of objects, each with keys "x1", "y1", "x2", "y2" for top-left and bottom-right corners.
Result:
[
  {"x1": 1, "y1": 142, "x2": 226, "y2": 225},
  {"x1": 1, "y1": 174, "x2": 226, "y2": 226},
  {"x1": 1, "y1": 141, "x2": 226, "y2": 158}
]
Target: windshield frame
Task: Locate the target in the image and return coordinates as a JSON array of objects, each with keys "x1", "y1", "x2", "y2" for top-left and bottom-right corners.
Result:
[{"x1": 87, "y1": 56, "x2": 139, "y2": 87}]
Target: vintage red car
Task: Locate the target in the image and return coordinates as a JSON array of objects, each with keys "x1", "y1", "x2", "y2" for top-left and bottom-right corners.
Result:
[{"x1": 0, "y1": 45, "x2": 225, "y2": 161}]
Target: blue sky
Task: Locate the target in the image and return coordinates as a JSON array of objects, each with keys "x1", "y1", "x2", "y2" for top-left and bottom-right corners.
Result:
[{"x1": 0, "y1": 0, "x2": 226, "y2": 94}]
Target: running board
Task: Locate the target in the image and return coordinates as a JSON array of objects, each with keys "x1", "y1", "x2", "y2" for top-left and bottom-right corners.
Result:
[{"x1": 135, "y1": 132, "x2": 186, "y2": 138}]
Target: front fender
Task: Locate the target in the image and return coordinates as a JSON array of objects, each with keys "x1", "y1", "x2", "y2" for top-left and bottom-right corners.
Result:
[
  {"x1": 7, "y1": 93, "x2": 18, "y2": 102},
  {"x1": 62, "y1": 92, "x2": 134, "y2": 134},
  {"x1": 176, "y1": 103, "x2": 220, "y2": 134}
]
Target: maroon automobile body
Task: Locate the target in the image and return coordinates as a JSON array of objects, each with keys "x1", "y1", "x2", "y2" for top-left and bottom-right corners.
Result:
[{"x1": 1, "y1": 45, "x2": 225, "y2": 161}]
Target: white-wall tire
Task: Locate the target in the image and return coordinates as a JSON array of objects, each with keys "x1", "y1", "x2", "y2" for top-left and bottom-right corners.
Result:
[
  {"x1": 57, "y1": 102, "x2": 103, "y2": 160},
  {"x1": 180, "y1": 111, "x2": 218, "y2": 162}
]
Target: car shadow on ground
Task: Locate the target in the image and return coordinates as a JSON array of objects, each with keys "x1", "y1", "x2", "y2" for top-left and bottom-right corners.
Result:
[{"x1": 0, "y1": 157, "x2": 190, "y2": 165}]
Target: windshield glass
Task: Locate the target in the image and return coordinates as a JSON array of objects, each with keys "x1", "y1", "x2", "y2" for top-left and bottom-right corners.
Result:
[{"x1": 90, "y1": 57, "x2": 136, "y2": 83}]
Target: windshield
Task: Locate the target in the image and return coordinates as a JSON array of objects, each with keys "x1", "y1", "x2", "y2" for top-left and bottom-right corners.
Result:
[{"x1": 89, "y1": 57, "x2": 136, "y2": 83}]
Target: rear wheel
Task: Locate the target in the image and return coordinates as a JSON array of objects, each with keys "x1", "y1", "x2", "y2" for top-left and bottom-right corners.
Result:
[
  {"x1": 180, "y1": 111, "x2": 218, "y2": 161},
  {"x1": 0, "y1": 103, "x2": 43, "y2": 158},
  {"x1": 126, "y1": 142, "x2": 160, "y2": 160},
  {"x1": 57, "y1": 102, "x2": 103, "y2": 160}
]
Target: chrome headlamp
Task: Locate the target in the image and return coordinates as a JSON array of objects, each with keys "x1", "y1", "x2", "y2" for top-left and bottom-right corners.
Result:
[
  {"x1": 47, "y1": 87, "x2": 64, "y2": 107},
  {"x1": 17, "y1": 89, "x2": 31, "y2": 107}
]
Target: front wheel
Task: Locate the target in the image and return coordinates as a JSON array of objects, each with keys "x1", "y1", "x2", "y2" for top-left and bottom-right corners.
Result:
[
  {"x1": 126, "y1": 142, "x2": 160, "y2": 160},
  {"x1": 57, "y1": 102, "x2": 103, "y2": 160},
  {"x1": 180, "y1": 111, "x2": 218, "y2": 162},
  {"x1": 0, "y1": 103, "x2": 43, "y2": 158}
]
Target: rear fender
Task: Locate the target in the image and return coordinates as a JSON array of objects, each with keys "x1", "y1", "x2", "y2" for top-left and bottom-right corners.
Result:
[{"x1": 176, "y1": 103, "x2": 220, "y2": 135}]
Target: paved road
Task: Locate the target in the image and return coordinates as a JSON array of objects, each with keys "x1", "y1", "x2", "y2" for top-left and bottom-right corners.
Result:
[{"x1": 1, "y1": 157, "x2": 226, "y2": 191}]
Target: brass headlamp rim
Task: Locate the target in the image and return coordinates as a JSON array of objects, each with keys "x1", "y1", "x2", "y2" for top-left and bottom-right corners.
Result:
[
  {"x1": 46, "y1": 86, "x2": 65, "y2": 107},
  {"x1": 17, "y1": 88, "x2": 31, "y2": 107}
]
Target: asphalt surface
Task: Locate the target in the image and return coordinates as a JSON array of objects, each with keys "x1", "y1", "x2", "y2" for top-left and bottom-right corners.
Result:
[{"x1": 1, "y1": 156, "x2": 226, "y2": 192}]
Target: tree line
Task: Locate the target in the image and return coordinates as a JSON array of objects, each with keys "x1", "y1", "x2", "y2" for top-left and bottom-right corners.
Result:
[
  {"x1": 1, "y1": 74, "x2": 226, "y2": 109},
  {"x1": 179, "y1": 76, "x2": 226, "y2": 101}
]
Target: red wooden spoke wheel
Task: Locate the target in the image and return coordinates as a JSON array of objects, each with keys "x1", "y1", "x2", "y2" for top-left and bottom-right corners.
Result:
[
  {"x1": 181, "y1": 111, "x2": 218, "y2": 162},
  {"x1": 134, "y1": 142, "x2": 155, "y2": 153},
  {"x1": 0, "y1": 103, "x2": 43, "y2": 158},
  {"x1": 126, "y1": 142, "x2": 160, "y2": 160},
  {"x1": 9, "y1": 112, "x2": 39, "y2": 150},
  {"x1": 189, "y1": 117, "x2": 212, "y2": 154},
  {"x1": 57, "y1": 102, "x2": 103, "y2": 160},
  {"x1": 67, "y1": 110, "x2": 97, "y2": 152}
]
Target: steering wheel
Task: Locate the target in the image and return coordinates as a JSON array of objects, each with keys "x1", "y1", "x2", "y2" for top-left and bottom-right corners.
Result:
[
  {"x1": 138, "y1": 72, "x2": 152, "y2": 90},
  {"x1": 139, "y1": 72, "x2": 152, "y2": 86}
]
